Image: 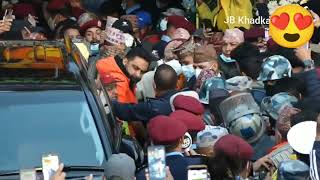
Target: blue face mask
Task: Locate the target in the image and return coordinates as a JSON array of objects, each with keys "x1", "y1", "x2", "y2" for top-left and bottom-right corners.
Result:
[
  {"x1": 159, "y1": 18, "x2": 168, "y2": 31},
  {"x1": 181, "y1": 64, "x2": 195, "y2": 80},
  {"x1": 90, "y1": 43, "x2": 100, "y2": 56},
  {"x1": 220, "y1": 54, "x2": 236, "y2": 63}
]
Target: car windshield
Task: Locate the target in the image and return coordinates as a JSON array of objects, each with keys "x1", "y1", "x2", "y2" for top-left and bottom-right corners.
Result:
[{"x1": 0, "y1": 90, "x2": 105, "y2": 171}]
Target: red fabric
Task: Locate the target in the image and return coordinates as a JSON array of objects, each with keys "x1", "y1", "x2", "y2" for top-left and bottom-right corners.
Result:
[
  {"x1": 173, "y1": 95, "x2": 205, "y2": 115},
  {"x1": 47, "y1": 0, "x2": 69, "y2": 11},
  {"x1": 170, "y1": 110, "x2": 205, "y2": 133},
  {"x1": 148, "y1": 115, "x2": 187, "y2": 145},
  {"x1": 167, "y1": 15, "x2": 195, "y2": 34},
  {"x1": 214, "y1": 135, "x2": 254, "y2": 160},
  {"x1": 80, "y1": 19, "x2": 102, "y2": 34},
  {"x1": 269, "y1": 141, "x2": 288, "y2": 154},
  {"x1": 71, "y1": 7, "x2": 85, "y2": 19},
  {"x1": 143, "y1": 34, "x2": 161, "y2": 45},
  {"x1": 13, "y1": 3, "x2": 36, "y2": 19},
  {"x1": 96, "y1": 56, "x2": 137, "y2": 104},
  {"x1": 100, "y1": 73, "x2": 122, "y2": 85},
  {"x1": 244, "y1": 27, "x2": 265, "y2": 41},
  {"x1": 316, "y1": 68, "x2": 320, "y2": 79}
]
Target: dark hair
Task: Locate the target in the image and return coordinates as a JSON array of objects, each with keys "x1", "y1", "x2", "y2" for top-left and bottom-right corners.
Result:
[
  {"x1": 154, "y1": 64, "x2": 178, "y2": 91},
  {"x1": 56, "y1": 19, "x2": 80, "y2": 39},
  {"x1": 231, "y1": 42, "x2": 265, "y2": 79},
  {"x1": 99, "y1": 0, "x2": 123, "y2": 17},
  {"x1": 267, "y1": 47, "x2": 304, "y2": 68},
  {"x1": 48, "y1": 4, "x2": 73, "y2": 18},
  {"x1": 165, "y1": 140, "x2": 181, "y2": 152},
  {"x1": 126, "y1": 47, "x2": 153, "y2": 64},
  {"x1": 207, "y1": 151, "x2": 248, "y2": 180},
  {"x1": 291, "y1": 110, "x2": 318, "y2": 126},
  {"x1": 264, "y1": 77, "x2": 304, "y2": 97}
]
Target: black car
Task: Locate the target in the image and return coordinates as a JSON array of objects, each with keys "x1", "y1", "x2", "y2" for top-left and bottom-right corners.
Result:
[{"x1": 0, "y1": 40, "x2": 127, "y2": 179}]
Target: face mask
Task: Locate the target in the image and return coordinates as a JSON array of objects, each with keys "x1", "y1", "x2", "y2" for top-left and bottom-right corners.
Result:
[
  {"x1": 90, "y1": 43, "x2": 100, "y2": 56},
  {"x1": 220, "y1": 54, "x2": 236, "y2": 63},
  {"x1": 181, "y1": 64, "x2": 195, "y2": 80},
  {"x1": 159, "y1": 18, "x2": 168, "y2": 31},
  {"x1": 195, "y1": 68, "x2": 202, "y2": 78}
]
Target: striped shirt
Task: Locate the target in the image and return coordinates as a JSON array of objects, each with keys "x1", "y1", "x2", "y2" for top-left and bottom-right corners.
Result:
[{"x1": 310, "y1": 141, "x2": 320, "y2": 180}]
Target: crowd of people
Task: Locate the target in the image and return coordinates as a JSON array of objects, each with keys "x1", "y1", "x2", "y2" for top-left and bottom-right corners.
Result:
[{"x1": 2, "y1": 0, "x2": 320, "y2": 179}]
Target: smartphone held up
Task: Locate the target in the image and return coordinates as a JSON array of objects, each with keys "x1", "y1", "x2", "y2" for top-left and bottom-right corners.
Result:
[{"x1": 148, "y1": 146, "x2": 166, "y2": 180}]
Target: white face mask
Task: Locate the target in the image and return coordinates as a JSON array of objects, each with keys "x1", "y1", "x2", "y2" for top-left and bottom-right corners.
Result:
[
  {"x1": 159, "y1": 18, "x2": 168, "y2": 31},
  {"x1": 181, "y1": 64, "x2": 195, "y2": 80},
  {"x1": 195, "y1": 68, "x2": 202, "y2": 78}
]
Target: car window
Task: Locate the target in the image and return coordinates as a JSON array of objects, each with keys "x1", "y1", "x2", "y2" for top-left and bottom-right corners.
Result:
[{"x1": 0, "y1": 90, "x2": 105, "y2": 171}]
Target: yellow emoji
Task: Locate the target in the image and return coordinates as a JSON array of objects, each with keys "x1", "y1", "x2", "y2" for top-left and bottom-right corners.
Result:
[{"x1": 269, "y1": 4, "x2": 314, "y2": 48}]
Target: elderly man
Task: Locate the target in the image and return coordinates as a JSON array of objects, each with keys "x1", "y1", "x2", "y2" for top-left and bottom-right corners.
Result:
[{"x1": 218, "y1": 28, "x2": 243, "y2": 79}]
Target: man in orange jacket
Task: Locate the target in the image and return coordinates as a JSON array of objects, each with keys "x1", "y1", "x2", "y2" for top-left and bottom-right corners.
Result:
[{"x1": 96, "y1": 46, "x2": 154, "y2": 136}]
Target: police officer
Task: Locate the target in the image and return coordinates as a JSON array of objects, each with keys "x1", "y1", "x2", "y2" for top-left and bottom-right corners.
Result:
[{"x1": 136, "y1": 115, "x2": 203, "y2": 180}]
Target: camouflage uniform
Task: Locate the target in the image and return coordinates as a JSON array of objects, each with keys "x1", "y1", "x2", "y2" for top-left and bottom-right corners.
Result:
[{"x1": 257, "y1": 55, "x2": 292, "y2": 81}]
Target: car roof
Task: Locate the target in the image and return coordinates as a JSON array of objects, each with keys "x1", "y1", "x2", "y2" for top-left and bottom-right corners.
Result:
[{"x1": 0, "y1": 40, "x2": 86, "y2": 89}]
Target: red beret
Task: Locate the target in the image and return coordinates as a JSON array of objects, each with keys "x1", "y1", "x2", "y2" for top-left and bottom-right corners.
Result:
[
  {"x1": 167, "y1": 15, "x2": 195, "y2": 34},
  {"x1": 13, "y1": 3, "x2": 36, "y2": 19},
  {"x1": 244, "y1": 27, "x2": 265, "y2": 42},
  {"x1": 214, "y1": 135, "x2": 254, "y2": 160},
  {"x1": 80, "y1": 19, "x2": 102, "y2": 34},
  {"x1": 100, "y1": 73, "x2": 122, "y2": 85},
  {"x1": 148, "y1": 115, "x2": 187, "y2": 145},
  {"x1": 170, "y1": 110, "x2": 205, "y2": 133},
  {"x1": 173, "y1": 95, "x2": 204, "y2": 115},
  {"x1": 47, "y1": 0, "x2": 69, "y2": 11}
]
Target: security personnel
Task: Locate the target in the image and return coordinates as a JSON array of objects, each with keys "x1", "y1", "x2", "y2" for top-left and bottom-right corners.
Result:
[
  {"x1": 136, "y1": 115, "x2": 203, "y2": 180},
  {"x1": 172, "y1": 95, "x2": 205, "y2": 116},
  {"x1": 112, "y1": 64, "x2": 179, "y2": 122}
]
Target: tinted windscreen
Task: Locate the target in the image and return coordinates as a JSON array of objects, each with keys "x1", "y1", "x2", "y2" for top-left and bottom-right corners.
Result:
[{"x1": 0, "y1": 90, "x2": 105, "y2": 171}]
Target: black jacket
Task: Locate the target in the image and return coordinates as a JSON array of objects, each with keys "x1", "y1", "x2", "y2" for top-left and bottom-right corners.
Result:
[{"x1": 112, "y1": 90, "x2": 178, "y2": 122}]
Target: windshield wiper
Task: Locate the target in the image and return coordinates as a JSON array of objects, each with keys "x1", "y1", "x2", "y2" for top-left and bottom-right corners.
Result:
[{"x1": 0, "y1": 166, "x2": 104, "y2": 176}]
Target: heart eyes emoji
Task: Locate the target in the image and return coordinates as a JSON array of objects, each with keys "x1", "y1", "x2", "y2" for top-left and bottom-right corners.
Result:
[{"x1": 271, "y1": 13, "x2": 313, "y2": 30}]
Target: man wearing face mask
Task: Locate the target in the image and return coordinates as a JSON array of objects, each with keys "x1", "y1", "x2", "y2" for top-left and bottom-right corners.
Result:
[
  {"x1": 175, "y1": 38, "x2": 197, "y2": 90},
  {"x1": 79, "y1": 19, "x2": 103, "y2": 57},
  {"x1": 154, "y1": 15, "x2": 195, "y2": 59},
  {"x1": 218, "y1": 28, "x2": 243, "y2": 79}
]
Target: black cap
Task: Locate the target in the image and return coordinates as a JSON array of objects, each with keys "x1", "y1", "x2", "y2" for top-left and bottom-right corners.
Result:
[{"x1": 112, "y1": 19, "x2": 133, "y2": 34}]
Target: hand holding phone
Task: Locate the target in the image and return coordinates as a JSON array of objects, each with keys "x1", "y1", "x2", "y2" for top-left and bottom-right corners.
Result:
[
  {"x1": 28, "y1": 14, "x2": 38, "y2": 27},
  {"x1": 42, "y1": 154, "x2": 59, "y2": 180},
  {"x1": 148, "y1": 146, "x2": 166, "y2": 180}
]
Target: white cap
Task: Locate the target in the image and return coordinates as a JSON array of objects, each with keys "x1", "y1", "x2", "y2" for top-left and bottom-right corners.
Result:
[
  {"x1": 196, "y1": 126, "x2": 229, "y2": 148},
  {"x1": 170, "y1": 91, "x2": 199, "y2": 111},
  {"x1": 287, "y1": 121, "x2": 316, "y2": 155}
]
